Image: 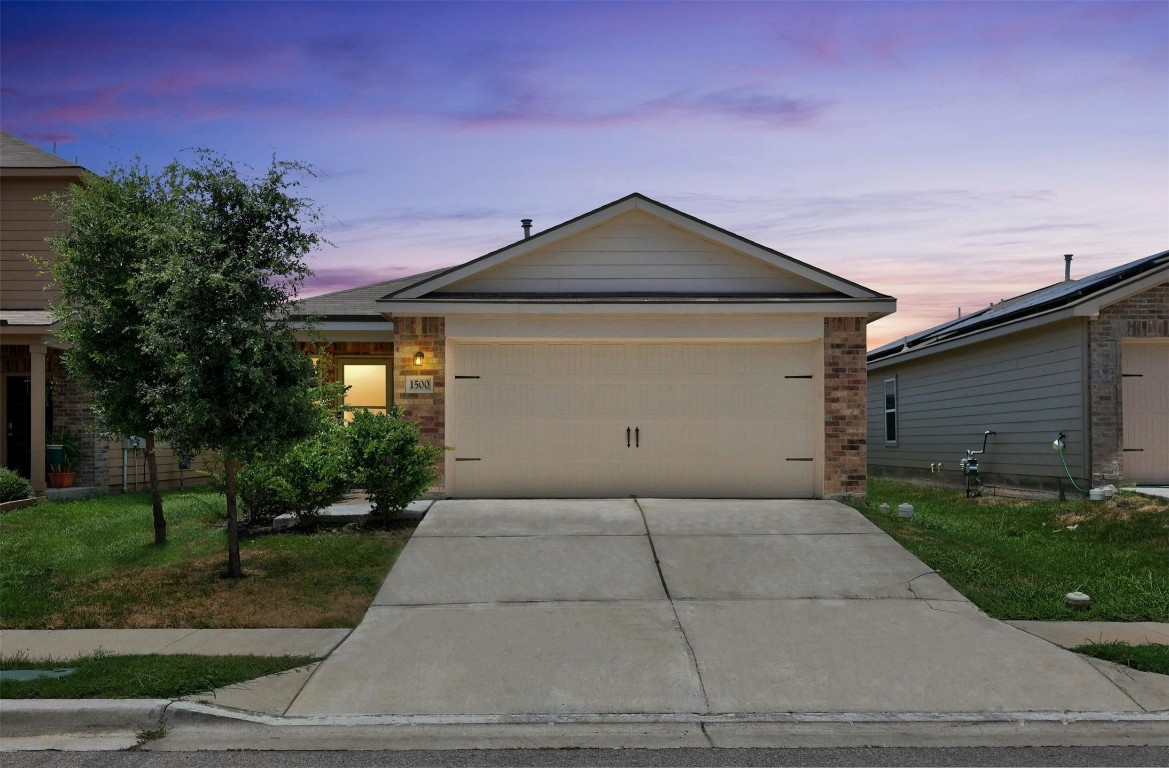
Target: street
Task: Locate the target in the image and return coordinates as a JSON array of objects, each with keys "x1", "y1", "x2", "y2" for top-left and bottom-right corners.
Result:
[{"x1": 4, "y1": 747, "x2": 1169, "y2": 767}]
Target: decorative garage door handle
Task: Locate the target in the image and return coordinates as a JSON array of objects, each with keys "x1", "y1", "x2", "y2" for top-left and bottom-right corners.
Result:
[
  {"x1": 635, "y1": 427, "x2": 640, "y2": 448},
  {"x1": 626, "y1": 427, "x2": 631, "y2": 448}
]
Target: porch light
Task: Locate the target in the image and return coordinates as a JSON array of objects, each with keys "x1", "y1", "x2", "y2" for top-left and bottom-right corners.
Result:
[{"x1": 413, "y1": 350, "x2": 425, "y2": 366}]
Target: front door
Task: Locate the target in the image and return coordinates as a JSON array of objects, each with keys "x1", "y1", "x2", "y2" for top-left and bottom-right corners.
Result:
[{"x1": 3, "y1": 375, "x2": 32, "y2": 479}]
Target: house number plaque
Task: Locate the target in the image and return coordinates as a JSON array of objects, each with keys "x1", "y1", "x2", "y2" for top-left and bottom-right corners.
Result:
[{"x1": 405, "y1": 376, "x2": 434, "y2": 394}]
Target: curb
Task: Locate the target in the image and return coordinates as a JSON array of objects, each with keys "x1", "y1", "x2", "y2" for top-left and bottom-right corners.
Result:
[
  {"x1": 157, "y1": 704, "x2": 1169, "y2": 750},
  {"x1": 6, "y1": 699, "x2": 1168, "y2": 749},
  {"x1": 0, "y1": 699, "x2": 170, "y2": 737}
]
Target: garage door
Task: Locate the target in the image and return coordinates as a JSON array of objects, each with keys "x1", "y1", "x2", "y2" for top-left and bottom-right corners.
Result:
[
  {"x1": 1122, "y1": 340, "x2": 1169, "y2": 484},
  {"x1": 449, "y1": 342, "x2": 817, "y2": 498}
]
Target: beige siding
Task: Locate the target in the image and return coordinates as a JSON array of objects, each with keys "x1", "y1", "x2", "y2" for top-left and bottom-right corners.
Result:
[
  {"x1": 106, "y1": 439, "x2": 213, "y2": 493},
  {"x1": 441, "y1": 210, "x2": 834, "y2": 295},
  {"x1": 1121, "y1": 340, "x2": 1169, "y2": 484},
  {"x1": 867, "y1": 320, "x2": 1088, "y2": 482},
  {"x1": 449, "y1": 341, "x2": 818, "y2": 498},
  {"x1": 1, "y1": 178, "x2": 71, "y2": 309},
  {"x1": 445, "y1": 313, "x2": 825, "y2": 342}
]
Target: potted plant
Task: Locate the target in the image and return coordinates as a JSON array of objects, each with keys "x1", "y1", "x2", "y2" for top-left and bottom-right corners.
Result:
[{"x1": 47, "y1": 426, "x2": 80, "y2": 488}]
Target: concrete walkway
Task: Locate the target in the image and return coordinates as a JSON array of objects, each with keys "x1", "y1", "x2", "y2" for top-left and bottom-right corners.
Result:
[
  {"x1": 281, "y1": 499, "x2": 1168, "y2": 718},
  {"x1": 1126, "y1": 486, "x2": 1169, "y2": 500},
  {"x1": 4, "y1": 499, "x2": 1169, "y2": 750},
  {"x1": 3, "y1": 621, "x2": 1159, "y2": 663},
  {"x1": 0, "y1": 628, "x2": 349, "y2": 659}
]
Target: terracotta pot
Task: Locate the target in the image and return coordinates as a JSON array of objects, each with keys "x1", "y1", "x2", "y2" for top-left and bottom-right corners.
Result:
[{"x1": 48, "y1": 472, "x2": 76, "y2": 489}]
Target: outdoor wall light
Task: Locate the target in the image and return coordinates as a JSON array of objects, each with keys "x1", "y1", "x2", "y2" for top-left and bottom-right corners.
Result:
[{"x1": 413, "y1": 350, "x2": 425, "y2": 366}]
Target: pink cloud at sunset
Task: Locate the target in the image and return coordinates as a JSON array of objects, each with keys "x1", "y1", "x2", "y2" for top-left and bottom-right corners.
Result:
[{"x1": 2, "y1": 1, "x2": 1164, "y2": 349}]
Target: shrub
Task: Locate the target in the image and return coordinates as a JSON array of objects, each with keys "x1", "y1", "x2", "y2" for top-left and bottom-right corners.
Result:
[
  {"x1": 347, "y1": 407, "x2": 444, "y2": 522},
  {"x1": 237, "y1": 424, "x2": 351, "y2": 528},
  {"x1": 0, "y1": 468, "x2": 35, "y2": 503},
  {"x1": 236, "y1": 381, "x2": 351, "y2": 528}
]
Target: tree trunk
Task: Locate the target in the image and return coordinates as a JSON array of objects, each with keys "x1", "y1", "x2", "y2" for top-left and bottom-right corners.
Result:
[
  {"x1": 223, "y1": 455, "x2": 243, "y2": 578},
  {"x1": 144, "y1": 433, "x2": 167, "y2": 545}
]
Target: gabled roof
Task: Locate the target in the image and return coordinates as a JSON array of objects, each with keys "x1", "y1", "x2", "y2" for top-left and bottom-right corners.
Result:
[
  {"x1": 382, "y1": 193, "x2": 892, "y2": 304},
  {"x1": 293, "y1": 268, "x2": 445, "y2": 320},
  {"x1": 0, "y1": 132, "x2": 85, "y2": 174},
  {"x1": 869, "y1": 249, "x2": 1169, "y2": 365}
]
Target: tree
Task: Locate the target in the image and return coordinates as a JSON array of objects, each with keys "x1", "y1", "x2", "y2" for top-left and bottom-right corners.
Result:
[
  {"x1": 44, "y1": 162, "x2": 185, "y2": 544},
  {"x1": 141, "y1": 151, "x2": 320, "y2": 578}
]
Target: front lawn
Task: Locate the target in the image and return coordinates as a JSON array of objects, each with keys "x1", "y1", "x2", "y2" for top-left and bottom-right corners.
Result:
[
  {"x1": 0, "y1": 652, "x2": 316, "y2": 699},
  {"x1": 857, "y1": 479, "x2": 1169, "y2": 621},
  {"x1": 1073, "y1": 642, "x2": 1169, "y2": 677},
  {"x1": 0, "y1": 489, "x2": 414, "y2": 628}
]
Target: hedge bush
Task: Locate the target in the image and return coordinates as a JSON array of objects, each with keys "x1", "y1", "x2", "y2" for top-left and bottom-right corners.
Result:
[
  {"x1": 235, "y1": 382, "x2": 444, "y2": 528},
  {"x1": 348, "y1": 407, "x2": 443, "y2": 522},
  {"x1": 236, "y1": 381, "x2": 350, "y2": 528},
  {"x1": 0, "y1": 468, "x2": 35, "y2": 503}
]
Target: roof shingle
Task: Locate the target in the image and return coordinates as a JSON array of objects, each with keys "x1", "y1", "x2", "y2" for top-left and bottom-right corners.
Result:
[
  {"x1": 293, "y1": 268, "x2": 446, "y2": 319},
  {"x1": 0, "y1": 132, "x2": 83, "y2": 170},
  {"x1": 869, "y1": 249, "x2": 1169, "y2": 362}
]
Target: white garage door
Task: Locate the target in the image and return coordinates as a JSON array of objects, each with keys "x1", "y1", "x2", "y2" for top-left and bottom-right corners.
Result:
[
  {"x1": 449, "y1": 342, "x2": 817, "y2": 498},
  {"x1": 1122, "y1": 340, "x2": 1169, "y2": 485}
]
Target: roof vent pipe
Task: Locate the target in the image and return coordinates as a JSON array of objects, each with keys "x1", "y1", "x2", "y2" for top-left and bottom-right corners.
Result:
[
  {"x1": 521, "y1": 219, "x2": 533, "y2": 239},
  {"x1": 1064, "y1": 253, "x2": 1073, "y2": 281}
]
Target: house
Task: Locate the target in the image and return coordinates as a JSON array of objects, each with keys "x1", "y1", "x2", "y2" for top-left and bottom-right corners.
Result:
[
  {"x1": 296, "y1": 193, "x2": 894, "y2": 499},
  {"x1": 867, "y1": 251, "x2": 1169, "y2": 495},
  {"x1": 0, "y1": 132, "x2": 205, "y2": 494}
]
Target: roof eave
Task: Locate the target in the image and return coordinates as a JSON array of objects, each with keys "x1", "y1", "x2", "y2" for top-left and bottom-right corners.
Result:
[
  {"x1": 387, "y1": 193, "x2": 890, "y2": 301},
  {"x1": 0, "y1": 167, "x2": 88, "y2": 178},
  {"x1": 382, "y1": 297, "x2": 896, "y2": 318}
]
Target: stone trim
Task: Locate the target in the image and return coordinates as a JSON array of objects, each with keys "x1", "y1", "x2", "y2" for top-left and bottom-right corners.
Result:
[
  {"x1": 393, "y1": 317, "x2": 446, "y2": 491},
  {"x1": 824, "y1": 317, "x2": 868, "y2": 499},
  {"x1": 1088, "y1": 283, "x2": 1169, "y2": 483}
]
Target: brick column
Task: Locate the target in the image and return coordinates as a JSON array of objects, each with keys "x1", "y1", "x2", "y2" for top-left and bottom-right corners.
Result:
[
  {"x1": 1088, "y1": 283, "x2": 1169, "y2": 483},
  {"x1": 47, "y1": 350, "x2": 106, "y2": 489},
  {"x1": 393, "y1": 317, "x2": 446, "y2": 491},
  {"x1": 823, "y1": 317, "x2": 868, "y2": 501}
]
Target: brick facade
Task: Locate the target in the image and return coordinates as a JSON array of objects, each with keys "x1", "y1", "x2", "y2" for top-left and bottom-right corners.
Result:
[
  {"x1": 1088, "y1": 282, "x2": 1169, "y2": 482},
  {"x1": 392, "y1": 317, "x2": 446, "y2": 491},
  {"x1": 47, "y1": 350, "x2": 108, "y2": 488},
  {"x1": 2, "y1": 346, "x2": 106, "y2": 488},
  {"x1": 823, "y1": 317, "x2": 868, "y2": 500},
  {"x1": 298, "y1": 340, "x2": 395, "y2": 382}
]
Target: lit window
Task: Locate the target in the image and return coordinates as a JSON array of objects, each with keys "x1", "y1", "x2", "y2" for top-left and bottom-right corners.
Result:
[{"x1": 342, "y1": 361, "x2": 388, "y2": 421}]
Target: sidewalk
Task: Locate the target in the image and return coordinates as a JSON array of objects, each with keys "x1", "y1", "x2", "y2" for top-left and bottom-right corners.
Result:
[
  {"x1": 2, "y1": 622, "x2": 1162, "y2": 662},
  {"x1": 3, "y1": 624, "x2": 1166, "y2": 750},
  {"x1": 0, "y1": 628, "x2": 350, "y2": 659},
  {"x1": 1007, "y1": 621, "x2": 1169, "y2": 648}
]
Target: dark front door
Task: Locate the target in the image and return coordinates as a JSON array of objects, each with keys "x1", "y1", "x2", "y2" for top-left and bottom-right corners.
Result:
[{"x1": 4, "y1": 376, "x2": 32, "y2": 479}]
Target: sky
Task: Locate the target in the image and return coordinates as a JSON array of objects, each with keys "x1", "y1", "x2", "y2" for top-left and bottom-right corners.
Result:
[{"x1": 2, "y1": 1, "x2": 1166, "y2": 349}]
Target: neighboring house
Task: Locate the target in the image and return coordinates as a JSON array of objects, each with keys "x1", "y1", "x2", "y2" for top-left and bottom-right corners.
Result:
[
  {"x1": 867, "y1": 251, "x2": 1169, "y2": 495},
  {"x1": 296, "y1": 192, "x2": 894, "y2": 499},
  {"x1": 0, "y1": 132, "x2": 206, "y2": 494}
]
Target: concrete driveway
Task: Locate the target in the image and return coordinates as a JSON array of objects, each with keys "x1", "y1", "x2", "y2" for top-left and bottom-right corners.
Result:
[{"x1": 287, "y1": 499, "x2": 1146, "y2": 717}]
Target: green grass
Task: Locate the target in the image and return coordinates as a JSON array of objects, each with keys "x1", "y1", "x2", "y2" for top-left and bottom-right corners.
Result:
[
  {"x1": 0, "y1": 652, "x2": 316, "y2": 699},
  {"x1": 1072, "y1": 642, "x2": 1169, "y2": 676},
  {"x1": 856, "y1": 479, "x2": 1169, "y2": 621},
  {"x1": 0, "y1": 489, "x2": 414, "y2": 628}
]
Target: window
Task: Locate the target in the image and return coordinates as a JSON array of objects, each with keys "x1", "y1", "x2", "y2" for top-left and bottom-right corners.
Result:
[
  {"x1": 884, "y1": 378, "x2": 897, "y2": 443},
  {"x1": 341, "y1": 360, "x2": 389, "y2": 421}
]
